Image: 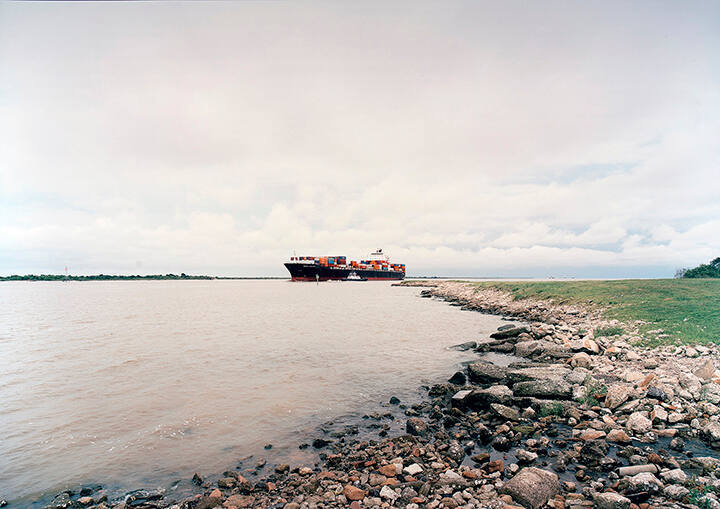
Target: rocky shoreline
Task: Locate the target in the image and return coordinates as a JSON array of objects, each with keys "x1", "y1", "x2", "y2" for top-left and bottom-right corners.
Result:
[{"x1": 26, "y1": 281, "x2": 720, "y2": 509}]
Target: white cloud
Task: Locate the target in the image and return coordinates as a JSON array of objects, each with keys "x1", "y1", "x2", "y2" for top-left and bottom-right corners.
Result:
[{"x1": 1, "y1": 1, "x2": 719, "y2": 277}]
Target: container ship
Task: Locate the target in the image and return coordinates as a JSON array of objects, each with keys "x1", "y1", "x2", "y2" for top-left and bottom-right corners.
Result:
[{"x1": 284, "y1": 249, "x2": 405, "y2": 281}]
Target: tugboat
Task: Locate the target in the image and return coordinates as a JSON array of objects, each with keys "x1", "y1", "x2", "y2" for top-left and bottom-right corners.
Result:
[{"x1": 284, "y1": 249, "x2": 405, "y2": 281}]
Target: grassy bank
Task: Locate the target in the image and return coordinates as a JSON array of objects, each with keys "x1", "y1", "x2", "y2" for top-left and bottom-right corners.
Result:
[{"x1": 469, "y1": 279, "x2": 720, "y2": 346}]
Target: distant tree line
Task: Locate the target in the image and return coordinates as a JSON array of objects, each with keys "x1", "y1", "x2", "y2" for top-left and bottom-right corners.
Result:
[
  {"x1": 675, "y1": 257, "x2": 720, "y2": 278},
  {"x1": 0, "y1": 273, "x2": 214, "y2": 281}
]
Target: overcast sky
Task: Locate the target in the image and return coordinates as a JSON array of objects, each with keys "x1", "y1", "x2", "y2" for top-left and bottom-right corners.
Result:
[{"x1": 1, "y1": 1, "x2": 719, "y2": 277}]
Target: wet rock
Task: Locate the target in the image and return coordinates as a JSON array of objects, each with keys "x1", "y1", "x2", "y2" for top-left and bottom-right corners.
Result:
[
  {"x1": 467, "y1": 361, "x2": 507, "y2": 383},
  {"x1": 312, "y1": 438, "x2": 331, "y2": 448},
  {"x1": 450, "y1": 341, "x2": 477, "y2": 351},
  {"x1": 593, "y1": 492, "x2": 631, "y2": 509},
  {"x1": 44, "y1": 492, "x2": 71, "y2": 509},
  {"x1": 389, "y1": 396, "x2": 401, "y2": 404},
  {"x1": 702, "y1": 421, "x2": 720, "y2": 443},
  {"x1": 512, "y1": 379, "x2": 572, "y2": 399},
  {"x1": 492, "y1": 435, "x2": 512, "y2": 451},
  {"x1": 605, "y1": 385, "x2": 631, "y2": 409},
  {"x1": 451, "y1": 389, "x2": 473, "y2": 408},
  {"x1": 515, "y1": 449, "x2": 538, "y2": 464},
  {"x1": 448, "y1": 371, "x2": 467, "y2": 385},
  {"x1": 406, "y1": 417, "x2": 428, "y2": 436},
  {"x1": 490, "y1": 403, "x2": 520, "y2": 421},
  {"x1": 626, "y1": 412, "x2": 652, "y2": 434},
  {"x1": 623, "y1": 472, "x2": 663, "y2": 500},
  {"x1": 500, "y1": 467, "x2": 559, "y2": 509},
  {"x1": 445, "y1": 441, "x2": 465, "y2": 463},
  {"x1": 125, "y1": 488, "x2": 165, "y2": 507},
  {"x1": 490, "y1": 326, "x2": 529, "y2": 339},
  {"x1": 342, "y1": 485, "x2": 366, "y2": 501},
  {"x1": 192, "y1": 473, "x2": 204, "y2": 485}
]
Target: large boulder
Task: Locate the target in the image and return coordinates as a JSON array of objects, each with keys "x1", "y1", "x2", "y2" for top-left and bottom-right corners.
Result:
[
  {"x1": 506, "y1": 366, "x2": 571, "y2": 384},
  {"x1": 694, "y1": 359, "x2": 716, "y2": 381},
  {"x1": 500, "y1": 467, "x2": 559, "y2": 509},
  {"x1": 467, "y1": 361, "x2": 507, "y2": 383},
  {"x1": 512, "y1": 379, "x2": 572, "y2": 399},
  {"x1": 466, "y1": 385, "x2": 514, "y2": 409}
]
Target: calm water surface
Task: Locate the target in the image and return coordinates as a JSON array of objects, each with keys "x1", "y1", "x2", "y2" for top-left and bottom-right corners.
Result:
[{"x1": 0, "y1": 280, "x2": 511, "y2": 503}]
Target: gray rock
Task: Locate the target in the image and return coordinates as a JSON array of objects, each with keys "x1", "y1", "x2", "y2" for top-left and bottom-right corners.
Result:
[
  {"x1": 451, "y1": 389, "x2": 473, "y2": 409},
  {"x1": 467, "y1": 385, "x2": 514, "y2": 409},
  {"x1": 490, "y1": 403, "x2": 520, "y2": 421},
  {"x1": 450, "y1": 341, "x2": 477, "y2": 351},
  {"x1": 660, "y1": 468, "x2": 687, "y2": 484},
  {"x1": 626, "y1": 412, "x2": 652, "y2": 434},
  {"x1": 512, "y1": 379, "x2": 572, "y2": 399},
  {"x1": 694, "y1": 359, "x2": 716, "y2": 381},
  {"x1": 702, "y1": 421, "x2": 720, "y2": 442},
  {"x1": 605, "y1": 385, "x2": 631, "y2": 409},
  {"x1": 515, "y1": 341, "x2": 570, "y2": 359},
  {"x1": 506, "y1": 366, "x2": 571, "y2": 384},
  {"x1": 500, "y1": 467, "x2": 559, "y2": 509},
  {"x1": 379, "y1": 485, "x2": 399, "y2": 501},
  {"x1": 467, "y1": 361, "x2": 507, "y2": 383},
  {"x1": 593, "y1": 492, "x2": 631, "y2": 509},
  {"x1": 664, "y1": 485, "x2": 690, "y2": 500},
  {"x1": 490, "y1": 326, "x2": 529, "y2": 339},
  {"x1": 625, "y1": 472, "x2": 663, "y2": 497}
]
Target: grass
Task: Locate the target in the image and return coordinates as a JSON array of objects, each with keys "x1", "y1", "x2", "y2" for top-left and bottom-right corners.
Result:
[
  {"x1": 537, "y1": 402, "x2": 564, "y2": 417},
  {"x1": 469, "y1": 279, "x2": 720, "y2": 346}
]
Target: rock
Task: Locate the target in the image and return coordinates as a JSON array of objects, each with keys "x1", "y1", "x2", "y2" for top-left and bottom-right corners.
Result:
[
  {"x1": 77, "y1": 497, "x2": 93, "y2": 506},
  {"x1": 624, "y1": 472, "x2": 663, "y2": 499},
  {"x1": 506, "y1": 366, "x2": 571, "y2": 384},
  {"x1": 515, "y1": 449, "x2": 538, "y2": 464},
  {"x1": 218, "y1": 477, "x2": 235, "y2": 488},
  {"x1": 450, "y1": 341, "x2": 478, "y2": 351},
  {"x1": 389, "y1": 396, "x2": 401, "y2": 404},
  {"x1": 570, "y1": 338, "x2": 600, "y2": 355},
  {"x1": 660, "y1": 468, "x2": 687, "y2": 484},
  {"x1": 664, "y1": 485, "x2": 690, "y2": 500},
  {"x1": 605, "y1": 385, "x2": 631, "y2": 409},
  {"x1": 439, "y1": 470, "x2": 464, "y2": 483},
  {"x1": 406, "y1": 417, "x2": 428, "y2": 436},
  {"x1": 646, "y1": 386, "x2": 668, "y2": 401},
  {"x1": 471, "y1": 453, "x2": 490, "y2": 464},
  {"x1": 626, "y1": 412, "x2": 652, "y2": 433},
  {"x1": 702, "y1": 421, "x2": 720, "y2": 442},
  {"x1": 607, "y1": 429, "x2": 632, "y2": 444},
  {"x1": 45, "y1": 493, "x2": 71, "y2": 509},
  {"x1": 403, "y1": 463, "x2": 423, "y2": 476},
  {"x1": 192, "y1": 473, "x2": 204, "y2": 485},
  {"x1": 490, "y1": 326, "x2": 529, "y2": 339},
  {"x1": 486, "y1": 459, "x2": 505, "y2": 473},
  {"x1": 515, "y1": 341, "x2": 570, "y2": 359},
  {"x1": 569, "y1": 352, "x2": 593, "y2": 368},
  {"x1": 467, "y1": 385, "x2": 514, "y2": 409},
  {"x1": 451, "y1": 389, "x2": 472, "y2": 408},
  {"x1": 312, "y1": 438, "x2": 331, "y2": 448},
  {"x1": 694, "y1": 359, "x2": 716, "y2": 380},
  {"x1": 500, "y1": 467, "x2": 560, "y2": 509},
  {"x1": 379, "y1": 485, "x2": 399, "y2": 501},
  {"x1": 512, "y1": 379, "x2": 572, "y2": 399},
  {"x1": 378, "y1": 464, "x2": 397, "y2": 477},
  {"x1": 491, "y1": 403, "x2": 520, "y2": 421},
  {"x1": 579, "y1": 429, "x2": 605, "y2": 441},
  {"x1": 467, "y1": 361, "x2": 507, "y2": 383},
  {"x1": 342, "y1": 485, "x2": 366, "y2": 501},
  {"x1": 593, "y1": 492, "x2": 631, "y2": 509},
  {"x1": 223, "y1": 495, "x2": 254, "y2": 508},
  {"x1": 650, "y1": 405, "x2": 667, "y2": 422},
  {"x1": 448, "y1": 371, "x2": 467, "y2": 385}
]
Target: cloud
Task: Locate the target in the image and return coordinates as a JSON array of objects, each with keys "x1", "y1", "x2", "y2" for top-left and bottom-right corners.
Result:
[{"x1": 1, "y1": 1, "x2": 719, "y2": 276}]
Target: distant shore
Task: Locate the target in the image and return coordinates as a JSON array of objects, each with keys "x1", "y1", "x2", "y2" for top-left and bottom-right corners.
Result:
[
  {"x1": 0, "y1": 274, "x2": 289, "y2": 281},
  {"x1": 19, "y1": 280, "x2": 720, "y2": 509}
]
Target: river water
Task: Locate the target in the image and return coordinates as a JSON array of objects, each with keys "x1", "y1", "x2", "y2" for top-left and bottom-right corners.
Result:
[{"x1": 0, "y1": 280, "x2": 512, "y2": 504}]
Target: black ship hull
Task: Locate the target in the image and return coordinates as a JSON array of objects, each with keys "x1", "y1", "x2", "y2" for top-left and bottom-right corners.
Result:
[{"x1": 284, "y1": 263, "x2": 405, "y2": 281}]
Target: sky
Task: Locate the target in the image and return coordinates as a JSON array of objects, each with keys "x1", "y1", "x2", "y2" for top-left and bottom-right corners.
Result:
[{"x1": 1, "y1": 1, "x2": 719, "y2": 278}]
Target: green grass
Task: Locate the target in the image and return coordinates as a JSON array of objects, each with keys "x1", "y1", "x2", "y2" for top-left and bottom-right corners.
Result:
[
  {"x1": 470, "y1": 279, "x2": 720, "y2": 346},
  {"x1": 594, "y1": 326, "x2": 625, "y2": 337}
]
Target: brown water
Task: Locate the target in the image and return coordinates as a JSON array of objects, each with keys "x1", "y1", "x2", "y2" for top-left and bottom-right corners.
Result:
[{"x1": 0, "y1": 280, "x2": 511, "y2": 503}]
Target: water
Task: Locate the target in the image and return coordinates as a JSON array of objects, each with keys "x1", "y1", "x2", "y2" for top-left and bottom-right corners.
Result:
[{"x1": 0, "y1": 280, "x2": 512, "y2": 503}]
